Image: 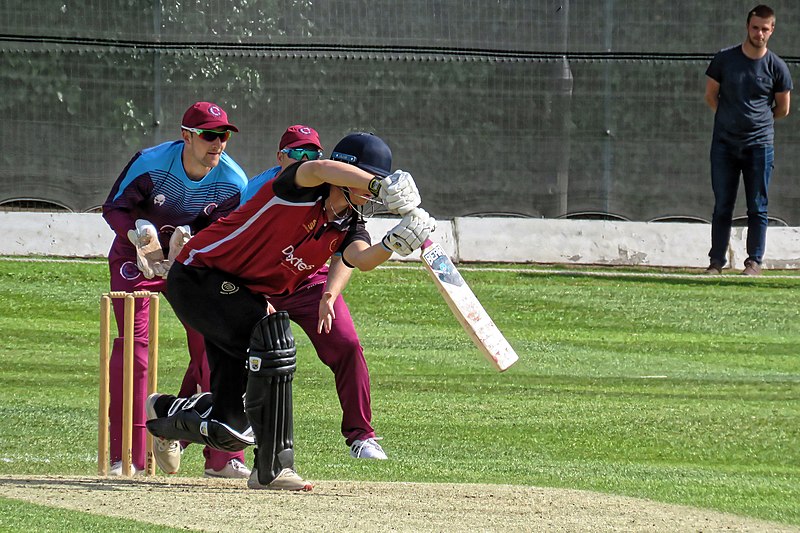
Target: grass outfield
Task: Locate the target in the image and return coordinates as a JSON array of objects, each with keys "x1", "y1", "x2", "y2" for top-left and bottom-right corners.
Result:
[{"x1": 1, "y1": 258, "x2": 799, "y2": 528}]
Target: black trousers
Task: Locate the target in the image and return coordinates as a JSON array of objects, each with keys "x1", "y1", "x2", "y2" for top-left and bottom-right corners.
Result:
[{"x1": 165, "y1": 261, "x2": 267, "y2": 432}]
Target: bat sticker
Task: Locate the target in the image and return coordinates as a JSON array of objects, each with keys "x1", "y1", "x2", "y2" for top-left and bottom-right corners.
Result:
[{"x1": 421, "y1": 240, "x2": 519, "y2": 372}]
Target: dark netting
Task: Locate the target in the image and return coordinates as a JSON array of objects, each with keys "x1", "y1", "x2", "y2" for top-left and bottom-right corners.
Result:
[{"x1": 1, "y1": 1, "x2": 799, "y2": 222}]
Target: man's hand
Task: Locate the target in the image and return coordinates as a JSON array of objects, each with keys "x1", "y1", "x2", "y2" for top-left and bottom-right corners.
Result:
[
  {"x1": 317, "y1": 291, "x2": 336, "y2": 334},
  {"x1": 370, "y1": 170, "x2": 421, "y2": 216},
  {"x1": 382, "y1": 208, "x2": 436, "y2": 257},
  {"x1": 126, "y1": 219, "x2": 164, "y2": 279}
]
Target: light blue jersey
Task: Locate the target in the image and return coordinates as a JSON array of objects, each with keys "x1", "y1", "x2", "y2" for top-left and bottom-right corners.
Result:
[
  {"x1": 103, "y1": 140, "x2": 248, "y2": 255},
  {"x1": 240, "y1": 166, "x2": 280, "y2": 206}
]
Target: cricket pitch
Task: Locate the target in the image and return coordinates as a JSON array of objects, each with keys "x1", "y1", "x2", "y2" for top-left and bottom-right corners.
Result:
[{"x1": 1, "y1": 475, "x2": 797, "y2": 532}]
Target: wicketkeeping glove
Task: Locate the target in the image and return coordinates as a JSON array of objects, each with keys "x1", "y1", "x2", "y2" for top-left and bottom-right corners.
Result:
[
  {"x1": 368, "y1": 170, "x2": 421, "y2": 216},
  {"x1": 160, "y1": 225, "x2": 192, "y2": 279},
  {"x1": 126, "y1": 219, "x2": 165, "y2": 279},
  {"x1": 382, "y1": 208, "x2": 436, "y2": 257}
]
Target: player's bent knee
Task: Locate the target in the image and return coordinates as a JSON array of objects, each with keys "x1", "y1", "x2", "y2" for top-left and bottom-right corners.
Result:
[{"x1": 146, "y1": 392, "x2": 255, "y2": 451}]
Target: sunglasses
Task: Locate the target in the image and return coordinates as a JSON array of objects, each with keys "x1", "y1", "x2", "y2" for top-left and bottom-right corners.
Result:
[
  {"x1": 281, "y1": 148, "x2": 323, "y2": 161},
  {"x1": 181, "y1": 126, "x2": 232, "y2": 142}
]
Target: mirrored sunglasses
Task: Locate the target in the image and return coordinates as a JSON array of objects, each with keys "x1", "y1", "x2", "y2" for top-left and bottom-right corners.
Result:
[{"x1": 281, "y1": 148, "x2": 323, "y2": 161}]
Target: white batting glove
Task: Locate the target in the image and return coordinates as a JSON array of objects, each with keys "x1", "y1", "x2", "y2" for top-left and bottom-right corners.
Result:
[
  {"x1": 126, "y1": 219, "x2": 164, "y2": 279},
  {"x1": 382, "y1": 208, "x2": 436, "y2": 257},
  {"x1": 369, "y1": 170, "x2": 421, "y2": 216}
]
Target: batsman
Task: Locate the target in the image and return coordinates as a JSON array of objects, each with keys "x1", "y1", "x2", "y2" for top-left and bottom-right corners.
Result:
[{"x1": 146, "y1": 132, "x2": 435, "y2": 490}]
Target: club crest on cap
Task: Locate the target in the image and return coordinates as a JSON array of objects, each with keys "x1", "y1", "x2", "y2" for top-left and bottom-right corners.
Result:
[
  {"x1": 299, "y1": 126, "x2": 311, "y2": 134},
  {"x1": 208, "y1": 105, "x2": 222, "y2": 117}
]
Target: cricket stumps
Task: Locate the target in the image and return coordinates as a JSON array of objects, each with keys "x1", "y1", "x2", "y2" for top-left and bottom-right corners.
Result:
[{"x1": 98, "y1": 291, "x2": 159, "y2": 477}]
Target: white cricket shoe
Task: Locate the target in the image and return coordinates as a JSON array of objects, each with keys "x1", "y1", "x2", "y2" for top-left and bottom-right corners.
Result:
[
  {"x1": 247, "y1": 468, "x2": 313, "y2": 491},
  {"x1": 350, "y1": 437, "x2": 388, "y2": 459},
  {"x1": 109, "y1": 461, "x2": 141, "y2": 476},
  {"x1": 204, "y1": 458, "x2": 251, "y2": 479},
  {"x1": 145, "y1": 393, "x2": 181, "y2": 474}
]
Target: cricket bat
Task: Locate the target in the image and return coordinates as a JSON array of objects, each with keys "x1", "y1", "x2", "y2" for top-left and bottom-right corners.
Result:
[{"x1": 420, "y1": 239, "x2": 519, "y2": 372}]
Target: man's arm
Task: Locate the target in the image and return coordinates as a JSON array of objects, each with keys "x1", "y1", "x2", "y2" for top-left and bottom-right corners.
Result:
[
  {"x1": 704, "y1": 77, "x2": 720, "y2": 112},
  {"x1": 341, "y1": 239, "x2": 392, "y2": 273},
  {"x1": 342, "y1": 208, "x2": 436, "y2": 271},
  {"x1": 773, "y1": 91, "x2": 791, "y2": 119},
  {"x1": 294, "y1": 160, "x2": 420, "y2": 216},
  {"x1": 294, "y1": 159, "x2": 375, "y2": 190},
  {"x1": 317, "y1": 256, "x2": 354, "y2": 334}
]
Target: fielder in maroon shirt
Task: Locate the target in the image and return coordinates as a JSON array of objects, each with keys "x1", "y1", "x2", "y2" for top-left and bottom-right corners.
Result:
[{"x1": 146, "y1": 132, "x2": 435, "y2": 491}]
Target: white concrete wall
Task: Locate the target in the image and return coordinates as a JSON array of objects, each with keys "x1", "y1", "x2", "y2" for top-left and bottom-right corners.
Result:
[{"x1": 3, "y1": 212, "x2": 800, "y2": 269}]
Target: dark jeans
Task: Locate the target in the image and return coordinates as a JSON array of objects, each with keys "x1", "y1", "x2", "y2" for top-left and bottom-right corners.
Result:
[{"x1": 709, "y1": 141, "x2": 773, "y2": 265}]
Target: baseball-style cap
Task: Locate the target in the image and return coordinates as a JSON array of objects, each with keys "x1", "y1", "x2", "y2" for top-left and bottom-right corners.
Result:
[
  {"x1": 181, "y1": 102, "x2": 239, "y2": 132},
  {"x1": 279, "y1": 125, "x2": 322, "y2": 150}
]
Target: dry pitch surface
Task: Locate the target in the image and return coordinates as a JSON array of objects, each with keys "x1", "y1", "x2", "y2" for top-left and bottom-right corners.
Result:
[{"x1": 1, "y1": 475, "x2": 798, "y2": 532}]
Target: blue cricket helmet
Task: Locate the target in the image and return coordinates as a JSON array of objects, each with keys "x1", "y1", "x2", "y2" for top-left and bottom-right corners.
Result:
[{"x1": 330, "y1": 132, "x2": 392, "y2": 177}]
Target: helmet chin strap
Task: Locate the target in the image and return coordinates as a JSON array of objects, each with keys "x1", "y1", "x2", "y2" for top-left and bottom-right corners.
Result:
[
  {"x1": 332, "y1": 187, "x2": 362, "y2": 221},
  {"x1": 340, "y1": 187, "x2": 385, "y2": 220}
]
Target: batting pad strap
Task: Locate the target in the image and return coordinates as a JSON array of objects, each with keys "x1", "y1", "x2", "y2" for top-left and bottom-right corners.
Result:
[
  {"x1": 146, "y1": 393, "x2": 255, "y2": 452},
  {"x1": 146, "y1": 410, "x2": 254, "y2": 452},
  {"x1": 248, "y1": 311, "x2": 296, "y2": 375}
]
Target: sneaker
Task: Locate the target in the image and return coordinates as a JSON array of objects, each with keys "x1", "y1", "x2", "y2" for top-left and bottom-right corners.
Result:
[
  {"x1": 742, "y1": 259, "x2": 762, "y2": 276},
  {"x1": 109, "y1": 461, "x2": 141, "y2": 476},
  {"x1": 204, "y1": 458, "x2": 251, "y2": 479},
  {"x1": 247, "y1": 467, "x2": 313, "y2": 491},
  {"x1": 703, "y1": 261, "x2": 724, "y2": 275},
  {"x1": 146, "y1": 393, "x2": 181, "y2": 474},
  {"x1": 350, "y1": 437, "x2": 388, "y2": 460}
]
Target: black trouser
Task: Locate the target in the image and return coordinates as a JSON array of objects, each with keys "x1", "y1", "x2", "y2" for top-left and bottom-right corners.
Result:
[{"x1": 165, "y1": 261, "x2": 266, "y2": 433}]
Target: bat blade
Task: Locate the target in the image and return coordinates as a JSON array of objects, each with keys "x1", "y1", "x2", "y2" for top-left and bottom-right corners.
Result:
[{"x1": 420, "y1": 240, "x2": 519, "y2": 372}]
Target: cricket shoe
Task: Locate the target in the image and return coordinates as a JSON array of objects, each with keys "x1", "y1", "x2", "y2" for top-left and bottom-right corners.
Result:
[
  {"x1": 109, "y1": 461, "x2": 142, "y2": 476},
  {"x1": 350, "y1": 437, "x2": 387, "y2": 459},
  {"x1": 204, "y1": 458, "x2": 251, "y2": 479},
  {"x1": 145, "y1": 393, "x2": 181, "y2": 474},
  {"x1": 247, "y1": 468, "x2": 313, "y2": 491}
]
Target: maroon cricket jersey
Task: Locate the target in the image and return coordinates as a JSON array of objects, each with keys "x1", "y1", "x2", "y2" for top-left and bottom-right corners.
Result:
[{"x1": 176, "y1": 163, "x2": 369, "y2": 296}]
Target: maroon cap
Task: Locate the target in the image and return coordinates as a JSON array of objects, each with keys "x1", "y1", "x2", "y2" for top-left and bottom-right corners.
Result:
[
  {"x1": 181, "y1": 102, "x2": 239, "y2": 132},
  {"x1": 279, "y1": 125, "x2": 322, "y2": 150}
]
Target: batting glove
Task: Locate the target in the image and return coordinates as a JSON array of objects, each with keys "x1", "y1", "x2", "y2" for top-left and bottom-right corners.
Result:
[
  {"x1": 369, "y1": 170, "x2": 421, "y2": 216},
  {"x1": 382, "y1": 208, "x2": 436, "y2": 257}
]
